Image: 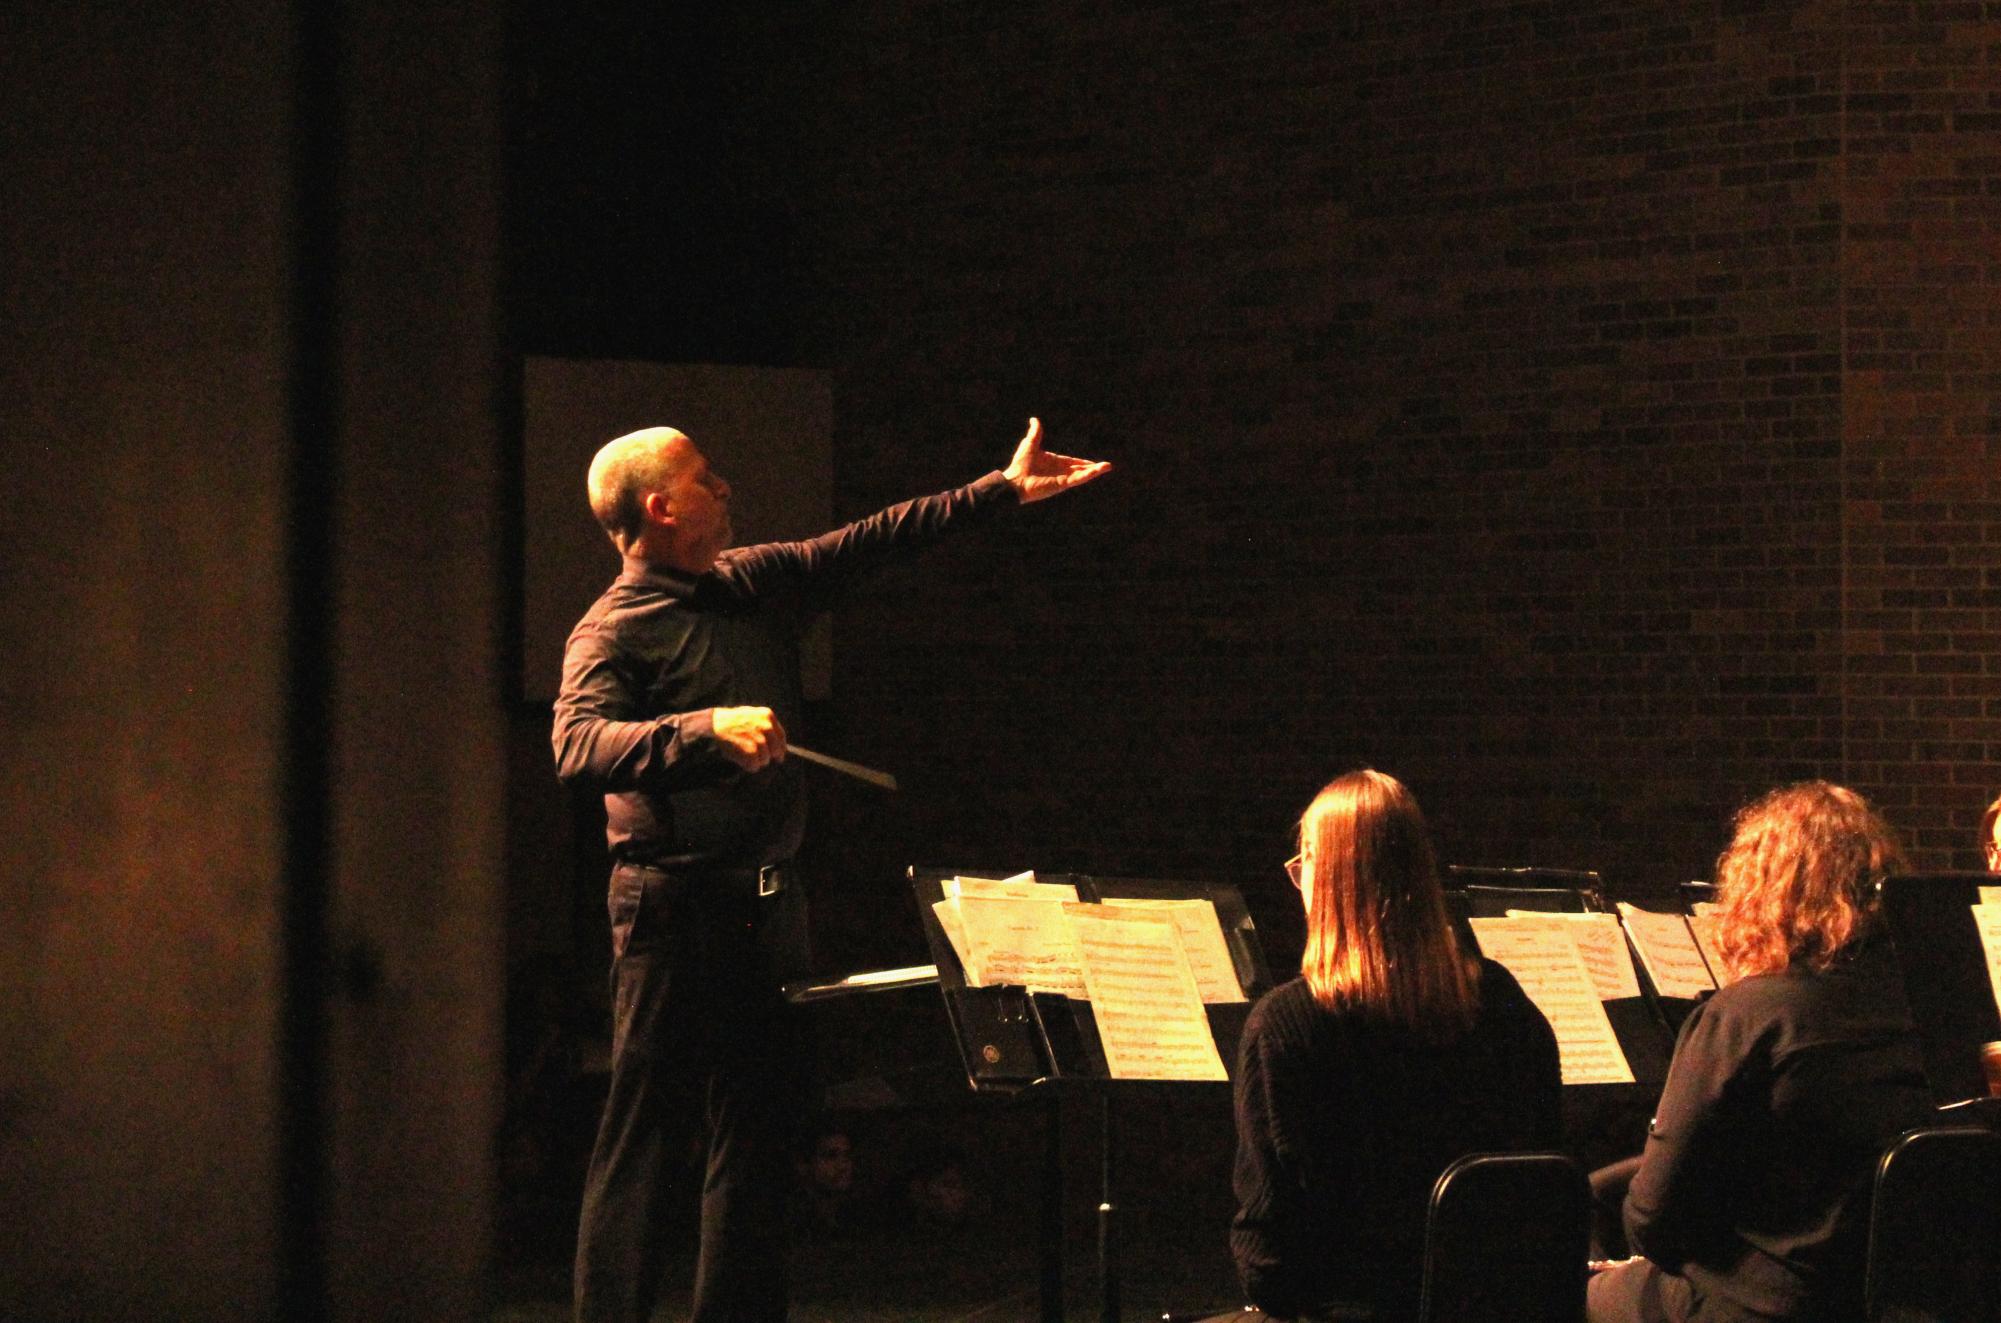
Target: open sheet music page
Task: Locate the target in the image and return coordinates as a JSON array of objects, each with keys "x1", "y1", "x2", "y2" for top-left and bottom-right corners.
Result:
[
  {"x1": 1980, "y1": 886, "x2": 2001, "y2": 907},
  {"x1": 932, "y1": 875, "x2": 1078, "y2": 989},
  {"x1": 1501, "y1": 911, "x2": 1643, "y2": 1000},
  {"x1": 1470, "y1": 918, "x2": 1635, "y2": 1085},
  {"x1": 1062, "y1": 903, "x2": 1228, "y2": 1081},
  {"x1": 1973, "y1": 903, "x2": 2001, "y2": 1020},
  {"x1": 967, "y1": 894, "x2": 1082, "y2": 995},
  {"x1": 946, "y1": 893, "x2": 1088, "y2": 996},
  {"x1": 1100, "y1": 897, "x2": 1246, "y2": 1002},
  {"x1": 947, "y1": 873, "x2": 1077, "y2": 902},
  {"x1": 931, "y1": 900, "x2": 975, "y2": 978},
  {"x1": 1684, "y1": 902, "x2": 1734, "y2": 987},
  {"x1": 1616, "y1": 903, "x2": 1719, "y2": 1000}
]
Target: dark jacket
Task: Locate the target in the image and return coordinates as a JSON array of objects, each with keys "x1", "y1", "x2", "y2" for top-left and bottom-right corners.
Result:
[{"x1": 1623, "y1": 936, "x2": 1931, "y2": 1321}]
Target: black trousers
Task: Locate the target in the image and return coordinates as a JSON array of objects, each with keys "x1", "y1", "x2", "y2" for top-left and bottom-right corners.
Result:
[{"x1": 574, "y1": 863, "x2": 810, "y2": 1323}]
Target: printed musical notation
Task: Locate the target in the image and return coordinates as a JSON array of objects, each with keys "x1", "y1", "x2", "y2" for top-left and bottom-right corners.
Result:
[
  {"x1": 1502, "y1": 911, "x2": 1642, "y2": 1001},
  {"x1": 1973, "y1": 903, "x2": 2001, "y2": 1021},
  {"x1": 930, "y1": 875, "x2": 1235, "y2": 1081},
  {"x1": 1100, "y1": 897, "x2": 1247, "y2": 1003},
  {"x1": 1683, "y1": 904, "x2": 1733, "y2": 987},
  {"x1": 1063, "y1": 903, "x2": 1227, "y2": 1081},
  {"x1": 1470, "y1": 918, "x2": 1635, "y2": 1085},
  {"x1": 934, "y1": 874, "x2": 1086, "y2": 997},
  {"x1": 1616, "y1": 903, "x2": 1720, "y2": 1000}
]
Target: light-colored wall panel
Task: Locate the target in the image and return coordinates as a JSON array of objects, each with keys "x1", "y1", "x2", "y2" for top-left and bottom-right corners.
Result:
[{"x1": 522, "y1": 358, "x2": 833, "y2": 701}]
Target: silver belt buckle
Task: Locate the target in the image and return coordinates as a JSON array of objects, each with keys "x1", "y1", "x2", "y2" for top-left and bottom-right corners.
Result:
[{"x1": 757, "y1": 863, "x2": 785, "y2": 897}]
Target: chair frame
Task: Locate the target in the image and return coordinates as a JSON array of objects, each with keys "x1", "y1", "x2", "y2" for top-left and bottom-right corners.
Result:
[
  {"x1": 1418, "y1": 1150, "x2": 1588, "y2": 1323},
  {"x1": 1864, "y1": 1123, "x2": 2001, "y2": 1323}
]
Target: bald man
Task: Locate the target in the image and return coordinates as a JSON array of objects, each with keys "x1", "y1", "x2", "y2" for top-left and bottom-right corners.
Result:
[{"x1": 554, "y1": 419, "x2": 1108, "y2": 1323}]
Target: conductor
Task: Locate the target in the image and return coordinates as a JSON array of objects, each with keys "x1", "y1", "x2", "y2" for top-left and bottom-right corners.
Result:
[{"x1": 553, "y1": 418, "x2": 1109, "y2": 1323}]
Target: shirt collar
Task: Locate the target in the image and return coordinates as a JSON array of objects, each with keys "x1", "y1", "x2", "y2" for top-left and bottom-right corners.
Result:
[{"x1": 619, "y1": 551, "x2": 705, "y2": 594}]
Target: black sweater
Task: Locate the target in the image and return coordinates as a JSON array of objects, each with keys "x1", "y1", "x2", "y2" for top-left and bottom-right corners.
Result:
[{"x1": 1230, "y1": 959, "x2": 1563, "y2": 1319}]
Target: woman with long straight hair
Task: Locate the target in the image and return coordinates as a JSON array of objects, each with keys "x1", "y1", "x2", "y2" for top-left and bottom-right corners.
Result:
[
  {"x1": 1587, "y1": 781, "x2": 1932, "y2": 1323},
  {"x1": 1228, "y1": 769, "x2": 1563, "y2": 1321}
]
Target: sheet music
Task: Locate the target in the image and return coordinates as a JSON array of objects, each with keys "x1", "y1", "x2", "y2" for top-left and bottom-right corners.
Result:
[
  {"x1": 931, "y1": 900, "x2": 975, "y2": 977},
  {"x1": 1502, "y1": 911, "x2": 1643, "y2": 1000},
  {"x1": 1980, "y1": 886, "x2": 2001, "y2": 907},
  {"x1": 1100, "y1": 897, "x2": 1247, "y2": 1002},
  {"x1": 829, "y1": 964, "x2": 937, "y2": 989},
  {"x1": 1062, "y1": 903, "x2": 1227, "y2": 1081},
  {"x1": 1684, "y1": 907, "x2": 1735, "y2": 986},
  {"x1": 1616, "y1": 904, "x2": 1719, "y2": 1000},
  {"x1": 933, "y1": 875, "x2": 1079, "y2": 989},
  {"x1": 1973, "y1": 903, "x2": 2001, "y2": 1020},
  {"x1": 947, "y1": 872, "x2": 1075, "y2": 902},
  {"x1": 947, "y1": 893, "x2": 1089, "y2": 996},
  {"x1": 1470, "y1": 918, "x2": 1635, "y2": 1085}
]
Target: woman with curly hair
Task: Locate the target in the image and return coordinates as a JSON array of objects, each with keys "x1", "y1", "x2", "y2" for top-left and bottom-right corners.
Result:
[
  {"x1": 1227, "y1": 769, "x2": 1562, "y2": 1321},
  {"x1": 1588, "y1": 781, "x2": 1933, "y2": 1323}
]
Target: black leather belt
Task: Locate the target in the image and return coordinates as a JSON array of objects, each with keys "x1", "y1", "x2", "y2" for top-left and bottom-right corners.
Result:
[{"x1": 614, "y1": 859, "x2": 792, "y2": 897}]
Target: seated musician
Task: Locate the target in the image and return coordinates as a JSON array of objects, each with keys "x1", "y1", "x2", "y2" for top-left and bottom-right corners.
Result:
[
  {"x1": 1982, "y1": 790, "x2": 2001, "y2": 871},
  {"x1": 1588, "y1": 781, "x2": 1933, "y2": 1323},
  {"x1": 1227, "y1": 769, "x2": 1563, "y2": 1321}
]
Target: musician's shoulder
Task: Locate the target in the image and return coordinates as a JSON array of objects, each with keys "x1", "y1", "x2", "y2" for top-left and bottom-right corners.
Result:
[{"x1": 1243, "y1": 976, "x2": 1316, "y2": 1034}]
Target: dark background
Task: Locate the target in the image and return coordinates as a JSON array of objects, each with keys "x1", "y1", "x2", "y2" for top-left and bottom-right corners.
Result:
[
  {"x1": 509, "y1": 0, "x2": 2001, "y2": 984},
  {"x1": 5, "y1": 1, "x2": 1999, "y2": 1318}
]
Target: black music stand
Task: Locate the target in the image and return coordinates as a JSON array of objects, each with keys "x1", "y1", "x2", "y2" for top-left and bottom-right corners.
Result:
[
  {"x1": 1616, "y1": 922, "x2": 1705, "y2": 1036},
  {"x1": 1877, "y1": 873, "x2": 2001, "y2": 1109},
  {"x1": 911, "y1": 867, "x2": 1273, "y2": 1323},
  {"x1": 1642, "y1": 882, "x2": 1724, "y2": 1032},
  {"x1": 1448, "y1": 870, "x2": 1672, "y2": 1088},
  {"x1": 1677, "y1": 880, "x2": 1716, "y2": 912},
  {"x1": 1447, "y1": 870, "x2": 1669, "y2": 1172},
  {"x1": 1449, "y1": 865, "x2": 1607, "y2": 914}
]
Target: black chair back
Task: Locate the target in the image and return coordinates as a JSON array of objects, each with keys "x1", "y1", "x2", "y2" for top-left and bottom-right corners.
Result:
[
  {"x1": 1866, "y1": 1125, "x2": 2001, "y2": 1323},
  {"x1": 1418, "y1": 1152, "x2": 1587, "y2": 1323}
]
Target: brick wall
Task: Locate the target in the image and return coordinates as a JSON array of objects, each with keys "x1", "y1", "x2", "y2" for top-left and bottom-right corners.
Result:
[
  {"x1": 1841, "y1": 1, "x2": 2001, "y2": 861},
  {"x1": 516, "y1": 1, "x2": 2001, "y2": 951}
]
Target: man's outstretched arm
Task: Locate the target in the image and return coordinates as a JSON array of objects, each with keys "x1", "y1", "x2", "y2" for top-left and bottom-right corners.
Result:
[{"x1": 726, "y1": 417, "x2": 1112, "y2": 600}]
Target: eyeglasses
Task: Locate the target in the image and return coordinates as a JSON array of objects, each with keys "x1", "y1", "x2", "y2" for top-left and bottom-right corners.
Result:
[{"x1": 1284, "y1": 854, "x2": 1303, "y2": 889}]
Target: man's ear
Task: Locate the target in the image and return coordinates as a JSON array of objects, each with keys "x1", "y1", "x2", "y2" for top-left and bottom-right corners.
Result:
[{"x1": 642, "y1": 490, "x2": 675, "y2": 527}]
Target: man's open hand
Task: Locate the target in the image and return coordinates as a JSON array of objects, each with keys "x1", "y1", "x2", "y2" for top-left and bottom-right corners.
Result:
[
  {"x1": 1003, "y1": 417, "x2": 1112, "y2": 503},
  {"x1": 712, "y1": 706, "x2": 787, "y2": 771}
]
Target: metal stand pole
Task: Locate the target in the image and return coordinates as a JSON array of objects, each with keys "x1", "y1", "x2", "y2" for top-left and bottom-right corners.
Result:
[
  {"x1": 1042, "y1": 1088, "x2": 1065, "y2": 1323},
  {"x1": 1099, "y1": 1089, "x2": 1120, "y2": 1323}
]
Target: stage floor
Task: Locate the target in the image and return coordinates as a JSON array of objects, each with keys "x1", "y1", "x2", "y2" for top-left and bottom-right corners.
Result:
[
  {"x1": 492, "y1": 1212, "x2": 1241, "y2": 1323},
  {"x1": 491, "y1": 1053, "x2": 1245, "y2": 1322}
]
